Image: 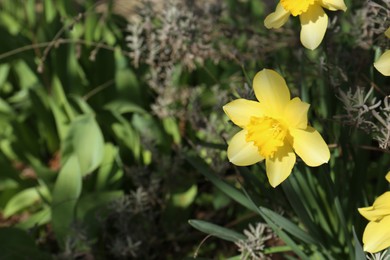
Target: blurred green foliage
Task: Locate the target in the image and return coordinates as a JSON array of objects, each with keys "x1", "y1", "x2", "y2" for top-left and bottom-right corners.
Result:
[{"x1": 0, "y1": 0, "x2": 389, "y2": 259}]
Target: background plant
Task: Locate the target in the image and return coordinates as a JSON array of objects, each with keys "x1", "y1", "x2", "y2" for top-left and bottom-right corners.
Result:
[{"x1": 0, "y1": 0, "x2": 389, "y2": 259}]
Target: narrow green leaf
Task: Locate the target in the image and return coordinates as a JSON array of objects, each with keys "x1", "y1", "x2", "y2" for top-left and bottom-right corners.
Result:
[
  {"x1": 239, "y1": 187, "x2": 311, "y2": 260},
  {"x1": 25, "y1": 0, "x2": 36, "y2": 26},
  {"x1": 185, "y1": 153, "x2": 257, "y2": 212},
  {"x1": 264, "y1": 246, "x2": 293, "y2": 254},
  {"x1": 16, "y1": 206, "x2": 51, "y2": 230},
  {"x1": 0, "y1": 12, "x2": 21, "y2": 35},
  {"x1": 0, "y1": 63, "x2": 10, "y2": 87},
  {"x1": 352, "y1": 227, "x2": 365, "y2": 259},
  {"x1": 163, "y1": 117, "x2": 181, "y2": 144},
  {"x1": 188, "y1": 219, "x2": 246, "y2": 242},
  {"x1": 51, "y1": 155, "x2": 82, "y2": 247},
  {"x1": 44, "y1": 0, "x2": 57, "y2": 23},
  {"x1": 259, "y1": 207, "x2": 318, "y2": 245},
  {"x1": 95, "y1": 143, "x2": 122, "y2": 190},
  {"x1": 13, "y1": 60, "x2": 39, "y2": 89},
  {"x1": 111, "y1": 112, "x2": 141, "y2": 160},
  {"x1": 104, "y1": 100, "x2": 147, "y2": 115},
  {"x1": 3, "y1": 186, "x2": 49, "y2": 218}
]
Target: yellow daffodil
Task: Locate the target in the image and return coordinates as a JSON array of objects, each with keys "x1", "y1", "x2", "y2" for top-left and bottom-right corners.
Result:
[
  {"x1": 358, "y1": 174, "x2": 390, "y2": 253},
  {"x1": 374, "y1": 28, "x2": 390, "y2": 76},
  {"x1": 264, "y1": 0, "x2": 347, "y2": 50},
  {"x1": 223, "y1": 69, "x2": 330, "y2": 187}
]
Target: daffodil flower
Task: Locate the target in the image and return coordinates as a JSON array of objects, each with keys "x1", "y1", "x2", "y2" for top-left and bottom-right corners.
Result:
[
  {"x1": 223, "y1": 69, "x2": 330, "y2": 187},
  {"x1": 358, "y1": 172, "x2": 390, "y2": 253},
  {"x1": 264, "y1": 0, "x2": 347, "y2": 50},
  {"x1": 374, "y1": 28, "x2": 390, "y2": 76}
]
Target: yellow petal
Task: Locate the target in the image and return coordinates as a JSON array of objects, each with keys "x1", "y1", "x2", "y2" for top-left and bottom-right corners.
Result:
[
  {"x1": 374, "y1": 50, "x2": 390, "y2": 76},
  {"x1": 371, "y1": 192, "x2": 390, "y2": 209},
  {"x1": 385, "y1": 27, "x2": 390, "y2": 39},
  {"x1": 223, "y1": 99, "x2": 264, "y2": 128},
  {"x1": 358, "y1": 206, "x2": 376, "y2": 221},
  {"x1": 289, "y1": 126, "x2": 330, "y2": 167},
  {"x1": 283, "y1": 97, "x2": 310, "y2": 129},
  {"x1": 266, "y1": 144, "x2": 296, "y2": 187},
  {"x1": 264, "y1": 3, "x2": 291, "y2": 29},
  {"x1": 320, "y1": 0, "x2": 347, "y2": 11},
  {"x1": 299, "y1": 5, "x2": 328, "y2": 50},
  {"x1": 227, "y1": 130, "x2": 264, "y2": 166},
  {"x1": 253, "y1": 69, "x2": 290, "y2": 117},
  {"x1": 358, "y1": 192, "x2": 390, "y2": 221},
  {"x1": 386, "y1": 171, "x2": 390, "y2": 183},
  {"x1": 363, "y1": 215, "x2": 390, "y2": 253}
]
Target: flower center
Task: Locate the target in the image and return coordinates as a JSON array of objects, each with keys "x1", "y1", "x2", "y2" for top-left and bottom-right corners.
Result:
[
  {"x1": 245, "y1": 116, "x2": 287, "y2": 159},
  {"x1": 280, "y1": 0, "x2": 316, "y2": 16}
]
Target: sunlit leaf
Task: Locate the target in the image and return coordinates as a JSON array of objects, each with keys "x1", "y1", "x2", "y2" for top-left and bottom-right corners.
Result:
[
  {"x1": 51, "y1": 155, "x2": 82, "y2": 247},
  {"x1": 62, "y1": 114, "x2": 104, "y2": 176},
  {"x1": 3, "y1": 186, "x2": 49, "y2": 218}
]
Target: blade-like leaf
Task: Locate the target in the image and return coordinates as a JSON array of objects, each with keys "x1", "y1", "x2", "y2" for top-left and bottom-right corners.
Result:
[
  {"x1": 185, "y1": 153, "x2": 257, "y2": 212},
  {"x1": 352, "y1": 227, "x2": 365, "y2": 259},
  {"x1": 3, "y1": 186, "x2": 49, "y2": 218},
  {"x1": 188, "y1": 219, "x2": 246, "y2": 242},
  {"x1": 51, "y1": 155, "x2": 82, "y2": 247}
]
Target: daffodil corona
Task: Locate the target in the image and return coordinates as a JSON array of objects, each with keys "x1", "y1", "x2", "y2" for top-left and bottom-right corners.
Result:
[
  {"x1": 374, "y1": 27, "x2": 390, "y2": 76},
  {"x1": 358, "y1": 172, "x2": 390, "y2": 253},
  {"x1": 264, "y1": 0, "x2": 347, "y2": 50},
  {"x1": 223, "y1": 69, "x2": 330, "y2": 187}
]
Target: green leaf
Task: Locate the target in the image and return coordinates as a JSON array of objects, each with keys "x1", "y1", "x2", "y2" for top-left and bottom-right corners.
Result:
[
  {"x1": 185, "y1": 153, "x2": 257, "y2": 211},
  {"x1": 29, "y1": 87, "x2": 59, "y2": 152},
  {"x1": 16, "y1": 206, "x2": 51, "y2": 230},
  {"x1": 111, "y1": 112, "x2": 141, "y2": 160},
  {"x1": 51, "y1": 155, "x2": 82, "y2": 247},
  {"x1": 0, "y1": 12, "x2": 21, "y2": 35},
  {"x1": 163, "y1": 117, "x2": 181, "y2": 144},
  {"x1": 3, "y1": 186, "x2": 49, "y2": 218},
  {"x1": 352, "y1": 227, "x2": 365, "y2": 260},
  {"x1": 62, "y1": 114, "x2": 104, "y2": 176},
  {"x1": 172, "y1": 185, "x2": 197, "y2": 208},
  {"x1": 114, "y1": 49, "x2": 142, "y2": 105},
  {"x1": 25, "y1": 0, "x2": 36, "y2": 26},
  {"x1": 44, "y1": 0, "x2": 57, "y2": 23},
  {"x1": 0, "y1": 63, "x2": 10, "y2": 87},
  {"x1": 95, "y1": 143, "x2": 123, "y2": 191},
  {"x1": 188, "y1": 219, "x2": 246, "y2": 242},
  {"x1": 0, "y1": 227, "x2": 52, "y2": 260},
  {"x1": 0, "y1": 97, "x2": 13, "y2": 114},
  {"x1": 104, "y1": 100, "x2": 147, "y2": 115},
  {"x1": 259, "y1": 207, "x2": 318, "y2": 245},
  {"x1": 12, "y1": 60, "x2": 39, "y2": 89},
  {"x1": 84, "y1": 12, "x2": 98, "y2": 43},
  {"x1": 239, "y1": 187, "x2": 311, "y2": 260}
]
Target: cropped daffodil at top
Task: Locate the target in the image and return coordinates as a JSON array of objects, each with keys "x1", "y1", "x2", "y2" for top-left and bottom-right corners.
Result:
[
  {"x1": 264, "y1": 0, "x2": 347, "y2": 50},
  {"x1": 223, "y1": 69, "x2": 330, "y2": 187},
  {"x1": 358, "y1": 172, "x2": 390, "y2": 253},
  {"x1": 374, "y1": 27, "x2": 390, "y2": 76}
]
